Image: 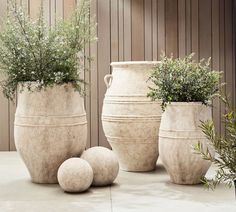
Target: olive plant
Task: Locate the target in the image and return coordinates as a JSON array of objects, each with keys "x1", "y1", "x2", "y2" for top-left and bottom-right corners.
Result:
[
  {"x1": 0, "y1": 0, "x2": 96, "y2": 100},
  {"x1": 195, "y1": 97, "x2": 236, "y2": 195},
  {"x1": 147, "y1": 54, "x2": 222, "y2": 110}
]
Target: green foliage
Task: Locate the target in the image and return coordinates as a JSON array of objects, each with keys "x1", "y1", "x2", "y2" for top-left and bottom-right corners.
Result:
[
  {"x1": 147, "y1": 54, "x2": 222, "y2": 110},
  {"x1": 194, "y1": 98, "x2": 236, "y2": 190},
  {"x1": 0, "y1": 0, "x2": 96, "y2": 100}
]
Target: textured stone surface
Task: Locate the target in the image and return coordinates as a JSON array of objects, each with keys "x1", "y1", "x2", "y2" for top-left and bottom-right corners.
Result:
[
  {"x1": 14, "y1": 83, "x2": 87, "y2": 184},
  {"x1": 81, "y1": 147, "x2": 119, "y2": 186},
  {"x1": 57, "y1": 158, "x2": 93, "y2": 193},
  {"x1": 159, "y1": 102, "x2": 215, "y2": 185},
  {"x1": 102, "y1": 61, "x2": 162, "y2": 171}
]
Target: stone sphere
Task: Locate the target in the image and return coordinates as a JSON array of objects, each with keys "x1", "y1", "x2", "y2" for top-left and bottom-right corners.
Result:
[
  {"x1": 81, "y1": 147, "x2": 119, "y2": 186},
  {"x1": 57, "y1": 158, "x2": 93, "y2": 193}
]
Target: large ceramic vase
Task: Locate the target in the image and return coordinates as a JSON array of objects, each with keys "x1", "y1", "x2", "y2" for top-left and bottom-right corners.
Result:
[
  {"x1": 14, "y1": 83, "x2": 87, "y2": 183},
  {"x1": 159, "y1": 102, "x2": 214, "y2": 184},
  {"x1": 102, "y1": 61, "x2": 162, "y2": 172}
]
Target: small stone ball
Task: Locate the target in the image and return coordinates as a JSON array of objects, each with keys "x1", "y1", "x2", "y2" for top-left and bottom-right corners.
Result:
[
  {"x1": 57, "y1": 158, "x2": 93, "y2": 193},
  {"x1": 81, "y1": 147, "x2": 119, "y2": 186}
]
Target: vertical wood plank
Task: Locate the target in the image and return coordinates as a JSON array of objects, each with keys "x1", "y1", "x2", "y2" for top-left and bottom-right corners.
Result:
[
  {"x1": 85, "y1": 44, "x2": 91, "y2": 148},
  {"x1": 8, "y1": 0, "x2": 19, "y2": 151},
  {"x1": 118, "y1": 0, "x2": 124, "y2": 61},
  {"x1": 8, "y1": 0, "x2": 17, "y2": 149},
  {"x1": 21, "y1": 0, "x2": 29, "y2": 14},
  {"x1": 14, "y1": 0, "x2": 22, "y2": 8},
  {"x1": 29, "y1": 0, "x2": 41, "y2": 19},
  {"x1": 90, "y1": 0, "x2": 98, "y2": 147},
  {"x1": 9, "y1": 0, "x2": 25, "y2": 151},
  {"x1": 85, "y1": 0, "x2": 93, "y2": 148},
  {"x1": 111, "y1": 0, "x2": 119, "y2": 62},
  {"x1": 56, "y1": 0, "x2": 64, "y2": 20},
  {"x1": 0, "y1": 0, "x2": 9, "y2": 151},
  {"x1": 157, "y1": 0, "x2": 165, "y2": 59},
  {"x1": 233, "y1": 1, "x2": 236, "y2": 107},
  {"x1": 97, "y1": 0, "x2": 110, "y2": 147},
  {"x1": 199, "y1": 0, "x2": 211, "y2": 59},
  {"x1": 144, "y1": 0, "x2": 152, "y2": 60},
  {"x1": 178, "y1": 0, "x2": 186, "y2": 58},
  {"x1": 152, "y1": 0, "x2": 157, "y2": 60},
  {"x1": 50, "y1": 0, "x2": 56, "y2": 26},
  {"x1": 8, "y1": 0, "x2": 21, "y2": 152},
  {"x1": 131, "y1": 0, "x2": 144, "y2": 61},
  {"x1": 123, "y1": 0, "x2": 131, "y2": 61},
  {"x1": 199, "y1": 0, "x2": 213, "y2": 135},
  {"x1": 212, "y1": 0, "x2": 221, "y2": 134},
  {"x1": 43, "y1": 0, "x2": 50, "y2": 25},
  {"x1": 225, "y1": 0, "x2": 234, "y2": 106},
  {"x1": 72, "y1": 0, "x2": 91, "y2": 148},
  {"x1": 84, "y1": 44, "x2": 91, "y2": 148},
  {"x1": 9, "y1": 101, "x2": 16, "y2": 151},
  {"x1": 186, "y1": 0, "x2": 191, "y2": 54},
  {"x1": 191, "y1": 0, "x2": 199, "y2": 60},
  {"x1": 165, "y1": 0, "x2": 178, "y2": 58},
  {"x1": 219, "y1": 0, "x2": 225, "y2": 135},
  {"x1": 64, "y1": 0, "x2": 76, "y2": 19}
]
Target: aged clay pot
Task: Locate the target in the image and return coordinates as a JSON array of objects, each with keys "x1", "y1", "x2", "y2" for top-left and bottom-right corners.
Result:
[
  {"x1": 102, "y1": 61, "x2": 162, "y2": 172},
  {"x1": 14, "y1": 83, "x2": 87, "y2": 183},
  {"x1": 159, "y1": 102, "x2": 214, "y2": 184}
]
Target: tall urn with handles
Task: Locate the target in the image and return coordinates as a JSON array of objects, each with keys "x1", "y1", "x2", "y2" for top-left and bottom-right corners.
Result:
[{"x1": 102, "y1": 61, "x2": 162, "y2": 171}]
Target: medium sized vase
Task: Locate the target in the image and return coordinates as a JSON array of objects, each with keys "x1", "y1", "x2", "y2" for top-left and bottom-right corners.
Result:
[{"x1": 159, "y1": 102, "x2": 214, "y2": 184}]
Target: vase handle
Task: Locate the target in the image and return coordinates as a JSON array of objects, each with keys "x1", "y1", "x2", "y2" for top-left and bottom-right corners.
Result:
[{"x1": 104, "y1": 74, "x2": 113, "y2": 88}]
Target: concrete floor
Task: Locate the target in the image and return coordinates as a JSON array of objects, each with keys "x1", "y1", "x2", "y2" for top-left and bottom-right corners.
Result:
[{"x1": 0, "y1": 152, "x2": 235, "y2": 212}]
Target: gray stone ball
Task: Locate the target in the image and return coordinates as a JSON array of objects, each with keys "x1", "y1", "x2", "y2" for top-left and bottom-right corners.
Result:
[
  {"x1": 57, "y1": 158, "x2": 93, "y2": 193},
  {"x1": 81, "y1": 146, "x2": 119, "y2": 186}
]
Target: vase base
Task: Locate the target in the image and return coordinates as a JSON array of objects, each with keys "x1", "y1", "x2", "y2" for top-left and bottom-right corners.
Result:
[
  {"x1": 31, "y1": 180, "x2": 58, "y2": 184},
  {"x1": 120, "y1": 168, "x2": 156, "y2": 172},
  {"x1": 120, "y1": 165, "x2": 156, "y2": 172},
  {"x1": 169, "y1": 178, "x2": 202, "y2": 185},
  {"x1": 31, "y1": 177, "x2": 58, "y2": 184}
]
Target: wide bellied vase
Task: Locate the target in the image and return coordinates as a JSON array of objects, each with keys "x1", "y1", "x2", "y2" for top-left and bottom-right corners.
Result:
[{"x1": 14, "y1": 83, "x2": 87, "y2": 183}]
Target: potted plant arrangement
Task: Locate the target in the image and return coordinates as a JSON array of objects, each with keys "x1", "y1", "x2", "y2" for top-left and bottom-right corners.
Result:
[
  {"x1": 147, "y1": 54, "x2": 222, "y2": 184},
  {"x1": 0, "y1": 0, "x2": 96, "y2": 183},
  {"x1": 195, "y1": 97, "x2": 236, "y2": 196}
]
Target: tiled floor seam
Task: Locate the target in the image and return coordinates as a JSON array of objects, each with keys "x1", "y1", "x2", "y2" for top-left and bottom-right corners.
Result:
[{"x1": 110, "y1": 186, "x2": 113, "y2": 212}]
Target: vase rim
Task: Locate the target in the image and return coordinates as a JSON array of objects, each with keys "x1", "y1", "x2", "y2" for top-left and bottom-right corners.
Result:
[
  {"x1": 168, "y1": 102, "x2": 208, "y2": 106},
  {"x1": 111, "y1": 61, "x2": 160, "y2": 67},
  {"x1": 17, "y1": 82, "x2": 76, "y2": 92},
  {"x1": 18, "y1": 81, "x2": 74, "y2": 85}
]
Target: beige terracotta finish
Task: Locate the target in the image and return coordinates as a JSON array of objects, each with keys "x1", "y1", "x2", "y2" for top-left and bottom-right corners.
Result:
[
  {"x1": 102, "y1": 61, "x2": 162, "y2": 172},
  {"x1": 159, "y1": 102, "x2": 214, "y2": 185},
  {"x1": 57, "y1": 158, "x2": 93, "y2": 193},
  {"x1": 81, "y1": 147, "x2": 119, "y2": 186},
  {"x1": 14, "y1": 83, "x2": 87, "y2": 184}
]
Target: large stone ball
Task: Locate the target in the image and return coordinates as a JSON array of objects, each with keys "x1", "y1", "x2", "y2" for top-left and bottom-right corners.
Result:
[
  {"x1": 57, "y1": 158, "x2": 93, "y2": 193},
  {"x1": 81, "y1": 147, "x2": 119, "y2": 186}
]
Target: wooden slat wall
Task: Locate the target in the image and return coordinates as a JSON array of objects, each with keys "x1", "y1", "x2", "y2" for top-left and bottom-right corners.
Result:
[
  {"x1": 0, "y1": 0, "x2": 235, "y2": 150},
  {"x1": 0, "y1": 0, "x2": 9, "y2": 151}
]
